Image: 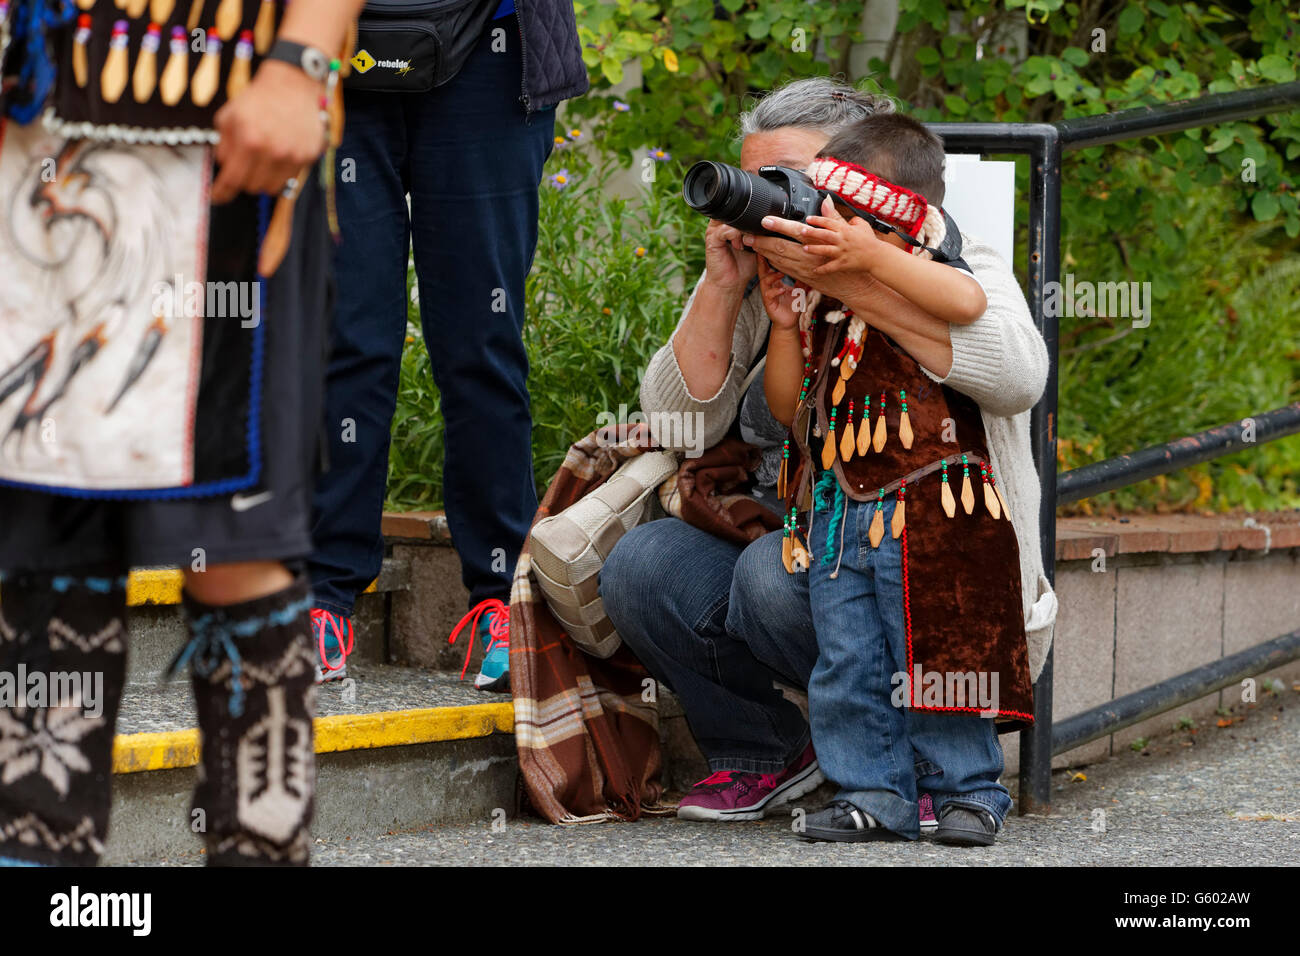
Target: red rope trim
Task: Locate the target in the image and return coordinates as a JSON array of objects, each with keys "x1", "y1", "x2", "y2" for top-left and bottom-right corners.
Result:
[
  {"x1": 909, "y1": 705, "x2": 1036, "y2": 720},
  {"x1": 902, "y1": 522, "x2": 915, "y2": 708}
]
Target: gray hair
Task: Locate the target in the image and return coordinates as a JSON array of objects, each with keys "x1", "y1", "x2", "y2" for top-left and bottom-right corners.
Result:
[{"x1": 737, "y1": 77, "x2": 896, "y2": 141}]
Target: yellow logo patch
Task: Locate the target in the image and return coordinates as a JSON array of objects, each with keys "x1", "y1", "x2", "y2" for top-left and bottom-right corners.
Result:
[{"x1": 351, "y1": 49, "x2": 376, "y2": 74}]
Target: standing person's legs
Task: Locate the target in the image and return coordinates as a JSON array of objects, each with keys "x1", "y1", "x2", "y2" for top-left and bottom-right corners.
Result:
[
  {"x1": 148, "y1": 181, "x2": 334, "y2": 865},
  {"x1": 307, "y1": 93, "x2": 413, "y2": 628},
  {"x1": 406, "y1": 23, "x2": 552, "y2": 610}
]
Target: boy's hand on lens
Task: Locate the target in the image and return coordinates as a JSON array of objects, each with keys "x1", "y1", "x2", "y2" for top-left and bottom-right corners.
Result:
[
  {"x1": 212, "y1": 60, "x2": 327, "y2": 204},
  {"x1": 702, "y1": 218, "x2": 758, "y2": 294},
  {"x1": 757, "y1": 255, "x2": 805, "y2": 330}
]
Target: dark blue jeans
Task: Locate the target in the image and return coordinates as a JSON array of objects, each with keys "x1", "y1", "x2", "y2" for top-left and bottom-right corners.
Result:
[
  {"x1": 309, "y1": 21, "x2": 554, "y2": 616},
  {"x1": 806, "y1": 498, "x2": 1010, "y2": 838}
]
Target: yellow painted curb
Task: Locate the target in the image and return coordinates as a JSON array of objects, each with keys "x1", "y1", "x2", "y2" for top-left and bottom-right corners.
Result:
[
  {"x1": 126, "y1": 569, "x2": 184, "y2": 607},
  {"x1": 111, "y1": 702, "x2": 515, "y2": 774},
  {"x1": 112, "y1": 728, "x2": 201, "y2": 773},
  {"x1": 126, "y1": 569, "x2": 379, "y2": 607}
]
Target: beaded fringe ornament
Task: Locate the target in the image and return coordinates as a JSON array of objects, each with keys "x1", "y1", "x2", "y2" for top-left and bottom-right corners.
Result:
[
  {"x1": 99, "y1": 17, "x2": 129, "y2": 102},
  {"x1": 940, "y1": 457, "x2": 956, "y2": 517},
  {"x1": 839, "y1": 399, "x2": 855, "y2": 462},
  {"x1": 820, "y1": 405, "x2": 838, "y2": 470},
  {"x1": 960, "y1": 452, "x2": 975, "y2": 513},
  {"x1": 132, "y1": 20, "x2": 160, "y2": 101},
  {"x1": 872, "y1": 390, "x2": 887, "y2": 452},
  {"x1": 892, "y1": 481, "x2": 906, "y2": 538},
  {"x1": 980, "y1": 457, "x2": 1000, "y2": 519},
  {"x1": 867, "y1": 487, "x2": 885, "y2": 548}
]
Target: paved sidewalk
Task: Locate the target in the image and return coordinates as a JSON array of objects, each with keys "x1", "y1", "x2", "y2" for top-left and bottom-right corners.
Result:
[{"x1": 131, "y1": 685, "x2": 1298, "y2": 866}]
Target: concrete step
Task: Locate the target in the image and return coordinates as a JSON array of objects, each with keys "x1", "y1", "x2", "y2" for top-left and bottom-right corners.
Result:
[
  {"x1": 124, "y1": 556, "x2": 411, "y2": 686},
  {"x1": 107, "y1": 663, "x2": 518, "y2": 864}
]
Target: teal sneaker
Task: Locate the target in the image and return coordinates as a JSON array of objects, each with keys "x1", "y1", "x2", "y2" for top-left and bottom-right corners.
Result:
[
  {"x1": 449, "y1": 598, "x2": 511, "y2": 693},
  {"x1": 312, "y1": 608, "x2": 353, "y2": 684}
]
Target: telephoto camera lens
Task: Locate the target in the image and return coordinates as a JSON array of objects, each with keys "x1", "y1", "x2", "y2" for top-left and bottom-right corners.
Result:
[{"x1": 683, "y1": 161, "x2": 798, "y2": 235}]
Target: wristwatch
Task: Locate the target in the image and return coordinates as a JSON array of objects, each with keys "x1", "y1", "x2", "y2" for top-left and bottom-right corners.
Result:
[{"x1": 264, "y1": 38, "x2": 332, "y2": 83}]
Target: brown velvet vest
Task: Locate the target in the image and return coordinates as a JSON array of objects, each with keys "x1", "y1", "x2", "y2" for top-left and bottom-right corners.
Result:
[{"x1": 784, "y1": 299, "x2": 1033, "y2": 726}]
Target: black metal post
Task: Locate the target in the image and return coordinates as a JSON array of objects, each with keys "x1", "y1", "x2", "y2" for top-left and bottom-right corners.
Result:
[{"x1": 1018, "y1": 130, "x2": 1061, "y2": 815}]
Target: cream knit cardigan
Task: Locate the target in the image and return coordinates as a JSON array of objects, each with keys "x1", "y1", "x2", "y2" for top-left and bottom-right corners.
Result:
[{"x1": 639, "y1": 234, "x2": 1059, "y2": 681}]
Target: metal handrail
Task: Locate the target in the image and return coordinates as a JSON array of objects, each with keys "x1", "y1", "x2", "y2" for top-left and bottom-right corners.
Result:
[{"x1": 923, "y1": 81, "x2": 1300, "y2": 813}]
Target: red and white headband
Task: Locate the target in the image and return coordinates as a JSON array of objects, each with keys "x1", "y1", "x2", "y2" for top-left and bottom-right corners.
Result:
[{"x1": 805, "y1": 156, "x2": 947, "y2": 257}]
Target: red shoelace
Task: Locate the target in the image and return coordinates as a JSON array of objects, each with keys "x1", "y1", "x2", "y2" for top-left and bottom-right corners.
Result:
[
  {"x1": 311, "y1": 608, "x2": 354, "y2": 673},
  {"x1": 448, "y1": 597, "x2": 510, "y2": 680}
]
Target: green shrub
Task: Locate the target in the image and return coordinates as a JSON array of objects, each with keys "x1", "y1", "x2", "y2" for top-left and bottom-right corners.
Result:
[{"x1": 386, "y1": 0, "x2": 1300, "y2": 514}]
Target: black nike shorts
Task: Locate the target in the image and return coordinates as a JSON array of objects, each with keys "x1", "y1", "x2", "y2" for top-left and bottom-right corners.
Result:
[{"x1": 0, "y1": 181, "x2": 331, "y2": 575}]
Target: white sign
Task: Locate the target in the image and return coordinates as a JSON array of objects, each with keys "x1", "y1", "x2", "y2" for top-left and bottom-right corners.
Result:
[{"x1": 943, "y1": 154, "x2": 1016, "y2": 267}]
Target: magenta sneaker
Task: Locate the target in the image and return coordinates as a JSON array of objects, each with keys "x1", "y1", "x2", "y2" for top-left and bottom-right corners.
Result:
[
  {"x1": 677, "y1": 744, "x2": 824, "y2": 821},
  {"x1": 919, "y1": 792, "x2": 938, "y2": 834}
]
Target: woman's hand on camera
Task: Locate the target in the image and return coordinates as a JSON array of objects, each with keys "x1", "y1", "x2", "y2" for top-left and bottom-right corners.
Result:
[
  {"x1": 746, "y1": 202, "x2": 880, "y2": 305},
  {"x1": 702, "y1": 218, "x2": 758, "y2": 293},
  {"x1": 742, "y1": 219, "x2": 825, "y2": 287}
]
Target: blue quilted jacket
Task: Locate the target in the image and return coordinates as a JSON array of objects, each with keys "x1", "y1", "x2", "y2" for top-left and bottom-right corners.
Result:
[{"x1": 515, "y1": 0, "x2": 590, "y2": 112}]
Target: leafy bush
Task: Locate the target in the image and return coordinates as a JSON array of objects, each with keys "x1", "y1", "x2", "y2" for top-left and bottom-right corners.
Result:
[{"x1": 386, "y1": 0, "x2": 1300, "y2": 515}]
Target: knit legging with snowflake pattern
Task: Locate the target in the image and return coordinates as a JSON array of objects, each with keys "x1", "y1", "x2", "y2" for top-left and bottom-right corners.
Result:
[{"x1": 0, "y1": 569, "x2": 128, "y2": 866}]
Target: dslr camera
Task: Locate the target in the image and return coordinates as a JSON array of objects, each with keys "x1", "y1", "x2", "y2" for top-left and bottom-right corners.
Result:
[{"x1": 682, "y1": 160, "x2": 962, "y2": 261}]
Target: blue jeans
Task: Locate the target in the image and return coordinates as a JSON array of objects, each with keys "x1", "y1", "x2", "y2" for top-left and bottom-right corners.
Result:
[
  {"x1": 600, "y1": 513, "x2": 1011, "y2": 836},
  {"x1": 807, "y1": 497, "x2": 1010, "y2": 839},
  {"x1": 309, "y1": 22, "x2": 554, "y2": 616}
]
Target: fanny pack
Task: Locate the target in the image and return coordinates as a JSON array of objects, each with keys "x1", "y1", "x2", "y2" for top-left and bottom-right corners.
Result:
[{"x1": 345, "y1": 0, "x2": 500, "y2": 93}]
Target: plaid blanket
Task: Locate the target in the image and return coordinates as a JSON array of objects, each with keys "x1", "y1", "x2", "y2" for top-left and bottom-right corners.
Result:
[{"x1": 509, "y1": 425, "x2": 780, "y2": 824}]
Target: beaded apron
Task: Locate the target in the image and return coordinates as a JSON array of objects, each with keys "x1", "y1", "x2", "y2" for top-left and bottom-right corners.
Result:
[
  {"x1": 0, "y1": 1, "x2": 289, "y2": 497},
  {"x1": 50, "y1": 0, "x2": 284, "y2": 143}
]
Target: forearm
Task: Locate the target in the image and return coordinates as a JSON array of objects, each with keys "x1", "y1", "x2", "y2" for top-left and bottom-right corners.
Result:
[
  {"x1": 276, "y1": 0, "x2": 365, "y2": 52},
  {"x1": 865, "y1": 244, "x2": 986, "y2": 325},
  {"x1": 671, "y1": 279, "x2": 748, "y2": 400},
  {"x1": 764, "y1": 326, "x2": 804, "y2": 426}
]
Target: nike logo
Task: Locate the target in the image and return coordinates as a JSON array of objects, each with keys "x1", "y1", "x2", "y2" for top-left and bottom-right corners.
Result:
[{"x1": 230, "y1": 490, "x2": 274, "y2": 512}]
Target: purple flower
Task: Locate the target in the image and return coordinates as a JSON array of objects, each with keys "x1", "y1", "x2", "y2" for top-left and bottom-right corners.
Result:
[
  {"x1": 649, "y1": 147, "x2": 671, "y2": 162},
  {"x1": 549, "y1": 169, "x2": 572, "y2": 189},
  {"x1": 613, "y1": 99, "x2": 630, "y2": 112}
]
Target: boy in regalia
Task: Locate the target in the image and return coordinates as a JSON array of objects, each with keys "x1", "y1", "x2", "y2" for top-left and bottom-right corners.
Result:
[{"x1": 760, "y1": 113, "x2": 1034, "y2": 846}]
